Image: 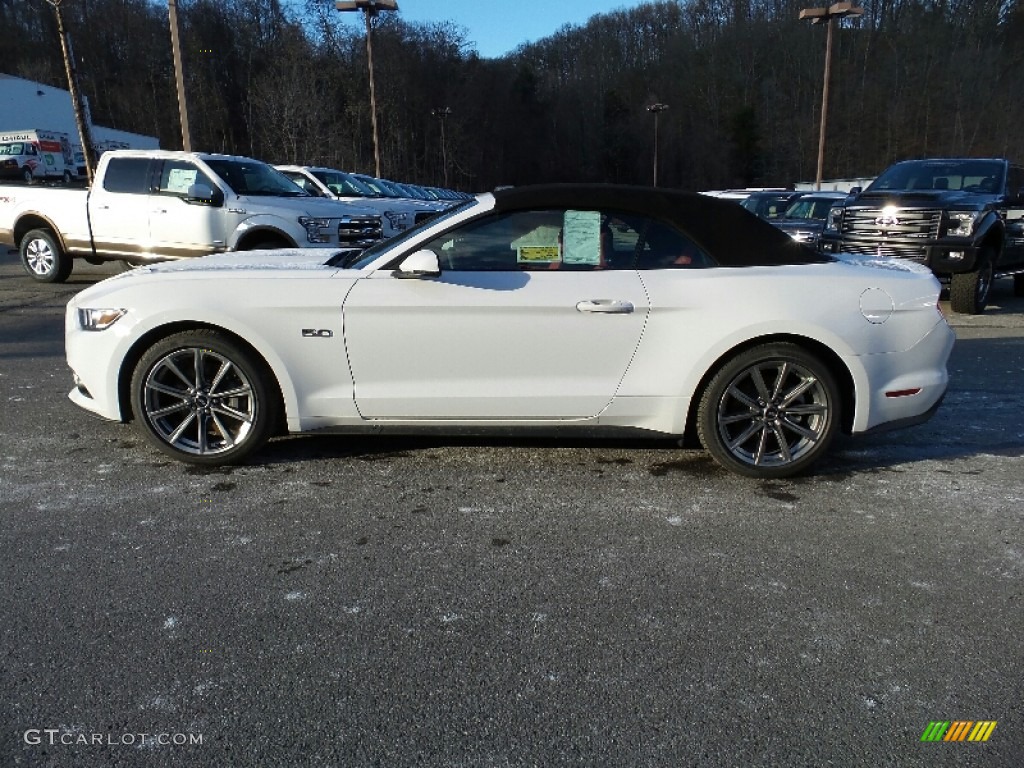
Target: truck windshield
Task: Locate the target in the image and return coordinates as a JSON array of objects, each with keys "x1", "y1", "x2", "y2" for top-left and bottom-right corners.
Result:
[
  {"x1": 866, "y1": 160, "x2": 1005, "y2": 194},
  {"x1": 0, "y1": 143, "x2": 25, "y2": 155},
  {"x1": 204, "y1": 158, "x2": 310, "y2": 197},
  {"x1": 311, "y1": 169, "x2": 370, "y2": 197}
]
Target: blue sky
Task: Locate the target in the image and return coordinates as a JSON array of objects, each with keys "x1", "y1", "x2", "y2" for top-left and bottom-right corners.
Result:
[{"x1": 336, "y1": 0, "x2": 657, "y2": 59}]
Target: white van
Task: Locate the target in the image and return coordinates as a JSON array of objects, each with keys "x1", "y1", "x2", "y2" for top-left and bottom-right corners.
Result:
[{"x1": 0, "y1": 129, "x2": 74, "y2": 183}]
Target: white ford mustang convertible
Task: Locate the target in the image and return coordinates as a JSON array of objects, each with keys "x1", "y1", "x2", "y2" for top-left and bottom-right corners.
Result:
[{"x1": 65, "y1": 184, "x2": 954, "y2": 478}]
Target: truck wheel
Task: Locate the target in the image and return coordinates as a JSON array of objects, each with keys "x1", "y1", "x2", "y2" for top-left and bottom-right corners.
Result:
[
  {"x1": 22, "y1": 167, "x2": 33, "y2": 184},
  {"x1": 949, "y1": 248, "x2": 994, "y2": 314},
  {"x1": 20, "y1": 228, "x2": 73, "y2": 283},
  {"x1": 130, "y1": 329, "x2": 280, "y2": 465},
  {"x1": 696, "y1": 343, "x2": 840, "y2": 479}
]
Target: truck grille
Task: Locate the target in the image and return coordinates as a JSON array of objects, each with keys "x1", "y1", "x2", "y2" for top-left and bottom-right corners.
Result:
[
  {"x1": 339, "y1": 216, "x2": 383, "y2": 247},
  {"x1": 840, "y1": 207, "x2": 943, "y2": 239},
  {"x1": 839, "y1": 242, "x2": 928, "y2": 261}
]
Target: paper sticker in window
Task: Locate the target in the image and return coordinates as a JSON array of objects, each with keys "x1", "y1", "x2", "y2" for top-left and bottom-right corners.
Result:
[
  {"x1": 563, "y1": 210, "x2": 601, "y2": 265},
  {"x1": 166, "y1": 168, "x2": 199, "y2": 194}
]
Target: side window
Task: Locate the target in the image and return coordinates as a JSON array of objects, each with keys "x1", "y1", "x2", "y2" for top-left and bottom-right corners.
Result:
[
  {"x1": 154, "y1": 160, "x2": 212, "y2": 197},
  {"x1": 102, "y1": 157, "x2": 152, "y2": 194},
  {"x1": 635, "y1": 220, "x2": 713, "y2": 269},
  {"x1": 417, "y1": 208, "x2": 642, "y2": 271},
  {"x1": 1008, "y1": 166, "x2": 1024, "y2": 201}
]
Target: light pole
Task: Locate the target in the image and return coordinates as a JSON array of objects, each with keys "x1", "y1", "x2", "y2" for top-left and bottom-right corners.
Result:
[
  {"x1": 431, "y1": 107, "x2": 451, "y2": 187},
  {"x1": 336, "y1": 0, "x2": 399, "y2": 178},
  {"x1": 646, "y1": 103, "x2": 669, "y2": 187},
  {"x1": 800, "y1": 2, "x2": 863, "y2": 190}
]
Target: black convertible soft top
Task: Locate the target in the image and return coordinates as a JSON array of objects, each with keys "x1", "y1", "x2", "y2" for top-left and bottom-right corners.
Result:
[{"x1": 492, "y1": 184, "x2": 832, "y2": 267}]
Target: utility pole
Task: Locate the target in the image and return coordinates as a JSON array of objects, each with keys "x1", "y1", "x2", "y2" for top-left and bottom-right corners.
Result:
[
  {"x1": 46, "y1": 0, "x2": 96, "y2": 181},
  {"x1": 168, "y1": 0, "x2": 192, "y2": 151}
]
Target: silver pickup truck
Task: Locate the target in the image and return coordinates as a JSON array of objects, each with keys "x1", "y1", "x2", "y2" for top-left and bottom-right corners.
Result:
[{"x1": 0, "y1": 149, "x2": 384, "y2": 282}]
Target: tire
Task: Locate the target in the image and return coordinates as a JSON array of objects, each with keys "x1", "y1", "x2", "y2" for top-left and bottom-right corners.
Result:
[
  {"x1": 696, "y1": 343, "x2": 840, "y2": 479},
  {"x1": 22, "y1": 166, "x2": 33, "y2": 184},
  {"x1": 20, "y1": 228, "x2": 73, "y2": 283},
  {"x1": 130, "y1": 329, "x2": 279, "y2": 465},
  {"x1": 245, "y1": 240, "x2": 288, "y2": 251},
  {"x1": 1014, "y1": 274, "x2": 1024, "y2": 298},
  {"x1": 949, "y1": 248, "x2": 995, "y2": 314}
]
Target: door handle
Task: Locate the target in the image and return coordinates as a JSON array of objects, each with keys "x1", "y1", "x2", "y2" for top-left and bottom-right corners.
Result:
[{"x1": 576, "y1": 299, "x2": 634, "y2": 314}]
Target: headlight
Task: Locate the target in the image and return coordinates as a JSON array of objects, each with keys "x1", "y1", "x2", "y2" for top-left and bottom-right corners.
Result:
[
  {"x1": 299, "y1": 216, "x2": 333, "y2": 243},
  {"x1": 823, "y1": 206, "x2": 842, "y2": 233},
  {"x1": 946, "y1": 211, "x2": 980, "y2": 237},
  {"x1": 384, "y1": 211, "x2": 410, "y2": 229},
  {"x1": 78, "y1": 308, "x2": 126, "y2": 331}
]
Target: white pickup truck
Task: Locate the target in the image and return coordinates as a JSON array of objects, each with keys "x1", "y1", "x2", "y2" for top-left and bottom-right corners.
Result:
[{"x1": 0, "y1": 149, "x2": 384, "y2": 282}]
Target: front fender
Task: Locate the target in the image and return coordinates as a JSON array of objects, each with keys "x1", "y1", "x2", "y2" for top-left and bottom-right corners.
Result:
[{"x1": 229, "y1": 214, "x2": 302, "y2": 249}]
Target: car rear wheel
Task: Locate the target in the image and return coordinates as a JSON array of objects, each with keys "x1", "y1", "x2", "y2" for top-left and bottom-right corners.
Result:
[
  {"x1": 20, "y1": 228, "x2": 73, "y2": 283},
  {"x1": 949, "y1": 248, "x2": 994, "y2": 314},
  {"x1": 697, "y1": 343, "x2": 840, "y2": 479},
  {"x1": 130, "y1": 330, "x2": 279, "y2": 465}
]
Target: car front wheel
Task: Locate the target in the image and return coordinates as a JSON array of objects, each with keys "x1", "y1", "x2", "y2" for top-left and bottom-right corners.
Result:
[
  {"x1": 697, "y1": 343, "x2": 840, "y2": 479},
  {"x1": 130, "y1": 330, "x2": 279, "y2": 465}
]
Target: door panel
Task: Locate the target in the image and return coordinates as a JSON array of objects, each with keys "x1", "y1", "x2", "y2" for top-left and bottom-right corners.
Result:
[{"x1": 343, "y1": 269, "x2": 649, "y2": 420}]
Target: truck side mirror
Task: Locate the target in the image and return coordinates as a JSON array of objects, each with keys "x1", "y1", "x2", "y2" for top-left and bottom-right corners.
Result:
[
  {"x1": 848, "y1": 186, "x2": 862, "y2": 197},
  {"x1": 187, "y1": 183, "x2": 223, "y2": 207}
]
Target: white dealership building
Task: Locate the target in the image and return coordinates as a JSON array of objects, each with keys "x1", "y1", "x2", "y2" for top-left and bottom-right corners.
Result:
[{"x1": 0, "y1": 73, "x2": 158, "y2": 151}]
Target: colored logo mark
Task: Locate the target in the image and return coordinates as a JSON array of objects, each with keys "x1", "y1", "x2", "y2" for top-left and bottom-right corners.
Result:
[{"x1": 921, "y1": 721, "x2": 997, "y2": 742}]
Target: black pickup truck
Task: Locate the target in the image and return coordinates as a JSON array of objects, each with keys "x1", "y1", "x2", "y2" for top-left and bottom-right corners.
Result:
[{"x1": 818, "y1": 158, "x2": 1024, "y2": 313}]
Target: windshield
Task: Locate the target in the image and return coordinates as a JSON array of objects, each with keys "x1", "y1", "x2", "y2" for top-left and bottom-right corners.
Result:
[
  {"x1": 866, "y1": 160, "x2": 1005, "y2": 193},
  {"x1": 204, "y1": 158, "x2": 310, "y2": 197},
  {"x1": 311, "y1": 169, "x2": 370, "y2": 197},
  {"x1": 0, "y1": 143, "x2": 25, "y2": 156},
  {"x1": 783, "y1": 197, "x2": 839, "y2": 221},
  {"x1": 336, "y1": 198, "x2": 477, "y2": 269}
]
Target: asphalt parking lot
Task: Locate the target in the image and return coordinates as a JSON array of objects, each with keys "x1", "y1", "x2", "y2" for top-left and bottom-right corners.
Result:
[{"x1": 1, "y1": 253, "x2": 1022, "y2": 767}]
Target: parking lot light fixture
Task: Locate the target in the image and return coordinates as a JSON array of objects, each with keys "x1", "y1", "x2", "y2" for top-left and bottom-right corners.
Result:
[
  {"x1": 335, "y1": 0, "x2": 399, "y2": 178},
  {"x1": 646, "y1": 103, "x2": 669, "y2": 187},
  {"x1": 800, "y1": 2, "x2": 864, "y2": 190}
]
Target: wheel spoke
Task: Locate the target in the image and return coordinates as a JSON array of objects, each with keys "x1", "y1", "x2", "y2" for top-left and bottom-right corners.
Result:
[
  {"x1": 727, "y1": 385, "x2": 759, "y2": 409},
  {"x1": 784, "y1": 402, "x2": 828, "y2": 417},
  {"x1": 211, "y1": 384, "x2": 251, "y2": 399},
  {"x1": 149, "y1": 401, "x2": 190, "y2": 419},
  {"x1": 779, "y1": 377, "x2": 816, "y2": 407},
  {"x1": 727, "y1": 421, "x2": 763, "y2": 452},
  {"x1": 753, "y1": 426, "x2": 770, "y2": 465},
  {"x1": 212, "y1": 403, "x2": 252, "y2": 424},
  {"x1": 147, "y1": 381, "x2": 189, "y2": 399},
  {"x1": 781, "y1": 416, "x2": 820, "y2": 441},
  {"x1": 750, "y1": 365, "x2": 772, "y2": 402},
  {"x1": 163, "y1": 357, "x2": 194, "y2": 389},
  {"x1": 771, "y1": 362, "x2": 790, "y2": 400},
  {"x1": 771, "y1": 423, "x2": 793, "y2": 463},
  {"x1": 168, "y1": 412, "x2": 197, "y2": 444},
  {"x1": 209, "y1": 360, "x2": 233, "y2": 392},
  {"x1": 193, "y1": 349, "x2": 205, "y2": 389},
  {"x1": 209, "y1": 412, "x2": 236, "y2": 448}
]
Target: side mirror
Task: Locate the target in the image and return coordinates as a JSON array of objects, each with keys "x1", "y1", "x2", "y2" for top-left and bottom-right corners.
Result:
[
  {"x1": 187, "y1": 183, "x2": 224, "y2": 207},
  {"x1": 848, "y1": 186, "x2": 862, "y2": 197},
  {"x1": 394, "y1": 249, "x2": 441, "y2": 279}
]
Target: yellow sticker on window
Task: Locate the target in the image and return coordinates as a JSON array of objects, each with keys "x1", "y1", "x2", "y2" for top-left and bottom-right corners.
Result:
[{"x1": 518, "y1": 245, "x2": 561, "y2": 263}]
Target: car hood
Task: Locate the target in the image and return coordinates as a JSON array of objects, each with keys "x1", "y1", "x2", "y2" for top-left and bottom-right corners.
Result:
[
  {"x1": 123, "y1": 249, "x2": 339, "y2": 276},
  {"x1": 853, "y1": 189, "x2": 998, "y2": 208},
  {"x1": 237, "y1": 195, "x2": 380, "y2": 218}
]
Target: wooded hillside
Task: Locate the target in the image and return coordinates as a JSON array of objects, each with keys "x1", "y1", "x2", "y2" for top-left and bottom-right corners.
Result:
[{"x1": 2, "y1": 0, "x2": 1020, "y2": 191}]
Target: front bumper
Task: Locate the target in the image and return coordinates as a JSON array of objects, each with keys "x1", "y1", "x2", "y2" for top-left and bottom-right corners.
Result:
[{"x1": 819, "y1": 234, "x2": 981, "y2": 274}]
